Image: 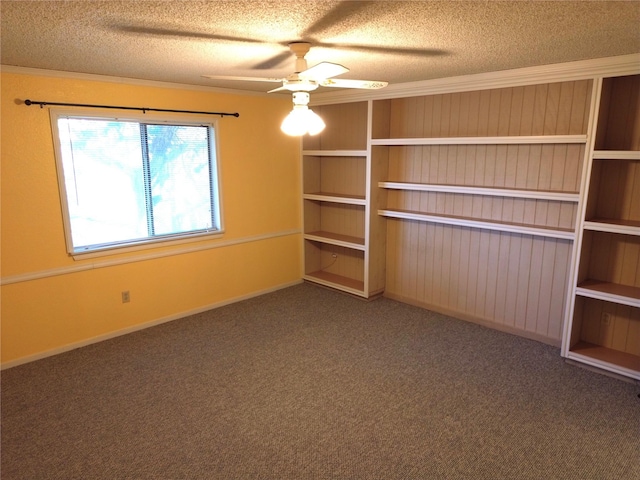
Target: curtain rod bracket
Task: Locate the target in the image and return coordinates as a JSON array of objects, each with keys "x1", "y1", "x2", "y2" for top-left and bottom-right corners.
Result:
[{"x1": 23, "y1": 99, "x2": 239, "y2": 117}]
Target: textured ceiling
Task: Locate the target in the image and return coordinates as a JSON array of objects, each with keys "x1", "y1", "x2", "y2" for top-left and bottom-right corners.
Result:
[{"x1": 2, "y1": 1, "x2": 639, "y2": 94}]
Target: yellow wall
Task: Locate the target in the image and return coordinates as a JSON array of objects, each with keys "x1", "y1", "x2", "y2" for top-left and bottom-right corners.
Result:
[{"x1": 1, "y1": 71, "x2": 303, "y2": 366}]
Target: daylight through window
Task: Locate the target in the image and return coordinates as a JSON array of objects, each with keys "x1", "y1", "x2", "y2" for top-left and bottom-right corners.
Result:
[{"x1": 52, "y1": 113, "x2": 222, "y2": 255}]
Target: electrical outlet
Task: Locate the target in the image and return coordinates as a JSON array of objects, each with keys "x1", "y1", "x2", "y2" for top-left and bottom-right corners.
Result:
[
  {"x1": 121, "y1": 291, "x2": 131, "y2": 303},
  {"x1": 601, "y1": 312, "x2": 611, "y2": 326}
]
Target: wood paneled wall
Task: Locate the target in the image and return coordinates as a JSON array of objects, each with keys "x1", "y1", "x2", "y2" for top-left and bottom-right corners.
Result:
[
  {"x1": 596, "y1": 74, "x2": 640, "y2": 150},
  {"x1": 304, "y1": 202, "x2": 365, "y2": 240},
  {"x1": 579, "y1": 232, "x2": 640, "y2": 289},
  {"x1": 386, "y1": 191, "x2": 577, "y2": 231},
  {"x1": 304, "y1": 156, "x2": 366, "y2": 197},
  {"x1": 382, "y1": 80, "x2": 593, "y2": 345},
  {"x1": 386, "y1": 144, "x2": 584, "y2": 192},
  {"x1": 305, "y1": 102, "x2": 368, "y2": 150},
  {"x1": 574, "y1": 297, "x2": 640, "y2": 356},
  {"x1": 586, "y1": 159, "x2": 640, "y2": 223},
  {"x1": 385, "y1": 81, "x2": 592, "y2": 138},
  {"x1": 386, "y1": 221, "x2": 572, "y2": 342},
  {"x1": 385, "y1": 143, "x2": 583, "y2": 231},
  {"x1": 304, "y1": 242, "x2": 365, "y2": 285}
]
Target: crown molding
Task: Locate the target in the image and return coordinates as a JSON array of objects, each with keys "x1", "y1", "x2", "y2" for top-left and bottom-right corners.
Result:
[
  {"x1": 310, "y1": 53, "x2": 640, "y2": 105},
  {"x1": 0, "y1": 53, "x2": 640, "y2": 105},
  {"x1": 0, "y1": 65, "x2": 274, "y2": 98},
  {"x1": 3, "y1": 53, "x2": 639, "y2": 106}
]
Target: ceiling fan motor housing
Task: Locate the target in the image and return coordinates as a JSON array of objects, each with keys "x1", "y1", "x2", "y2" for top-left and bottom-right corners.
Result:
[
  {"x1": 282, "y1": 75, "x2": 319, "y2": 92},
  {"x1": 289, "y1": 42, "x2": 312, "y2": 72}
]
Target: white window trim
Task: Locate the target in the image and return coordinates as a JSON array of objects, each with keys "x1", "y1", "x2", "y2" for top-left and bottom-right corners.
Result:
[{"x1": 49, "y1": 107, "x2": 225, "y2": 259}]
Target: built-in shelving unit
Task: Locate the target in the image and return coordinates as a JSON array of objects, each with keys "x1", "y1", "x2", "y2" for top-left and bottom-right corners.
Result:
[
  {"x1": 364, "y1": 81, "x2": 591, "y2": 345},
  {"x1": 302, "y1": 55, "x2": 639, "y2": 380},
  {"x1": 562, "y1": 74, "x2": 640, "y2": 380},
  {"x1": 302, "y1": 102, "x2": 386, "y2": 298}
]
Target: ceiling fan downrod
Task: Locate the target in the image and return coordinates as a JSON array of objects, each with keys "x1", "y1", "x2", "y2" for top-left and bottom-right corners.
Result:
[{"x1": 289, "y1": 42, "x2": 311, "y2": 73}]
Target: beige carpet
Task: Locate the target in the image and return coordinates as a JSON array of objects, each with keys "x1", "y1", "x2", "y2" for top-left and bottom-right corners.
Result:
[{"x1": 2, "y1": 283, "x2": 639, "y2": 479}]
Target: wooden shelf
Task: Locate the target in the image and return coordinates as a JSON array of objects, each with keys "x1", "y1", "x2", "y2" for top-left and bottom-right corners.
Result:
[
  {"x1": 379, "y1": 182, "x2": 579, "y2": 202},
  {"x1": 303, "y1": 149, "x2": 368, "y2": 157},
  {"x1": 576, "y1": 280, "x2": 640, "y2": 308},
  {"x1": 303, "y1": 193, "x2": 366, "y2": 205},
  {"x1": 592, "y1": 150, "x2": 640, "y2": 160},
  {"x1": 568, "y1": 342, "x2": 640, "y2": 378},
  {"x1": 562, "y1": 74, "x2": 640, "y2": 380},
  {"x1": 301, "y1": 101, "x2": 382, "y2": 298},
  {"x1": 304, "y1": 231, "x2": 365, "y2": 250},
  {"x1": 583, "y1": 219, "x2": 640, "y2": 235},
  {"x1": 378, "y1": 208, "x2": 575, "y2": 240},
  {"x1": 371, "y1": 135, "x2": 587, "y2": 146},
  {"x1": 304, "y1": 270, "x2": 365, "y2": 296}
]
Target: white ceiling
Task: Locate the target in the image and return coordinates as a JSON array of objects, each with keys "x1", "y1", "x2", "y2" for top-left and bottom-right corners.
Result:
[{"x1": 2, "y1": 1, "x2": 639, "y2": 94}]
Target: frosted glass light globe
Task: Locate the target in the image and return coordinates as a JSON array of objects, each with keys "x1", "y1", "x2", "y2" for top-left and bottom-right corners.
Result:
[{"x1": 281, "y1": 106, "x2": 325, "y2": 136}]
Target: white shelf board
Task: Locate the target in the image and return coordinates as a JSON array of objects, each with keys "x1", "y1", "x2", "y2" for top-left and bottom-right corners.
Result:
[
  {"x1": 304, "y1": 232, "x2": 366, "y2": 251},
  {"x1": 583, "y1": 220, "x2": 640, "y2": 236},
  {"x1": 302, "y1": 150, "x2": 368, "y2": 157},
  {"x1": 379, "y1": 182, "x2": 579, "y2": 202},
  {"x1": 575, "y1": 280, "x2": 640, "y2": 308},
  {"x1": 566, "y1": 348, "x2": 640, "y2": 380},
  {"x1": 378, "y1": 209, "x2": 575, "y2": 240},
  {"x1": 592, "y1": 150, "x2": 640, "y2": 160},
  {"x1": 304, "y1": 271, "x2": 366, "y2": 297},
  {"x1": 371, "y1": 135, "x2": 587, "y2": 146},
  {"x1": 303, "y1": 193, "x2": 367, "y2": 206}
]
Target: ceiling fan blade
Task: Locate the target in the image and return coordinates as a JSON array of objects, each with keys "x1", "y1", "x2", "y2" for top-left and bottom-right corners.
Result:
[
  {"x1": 251, "y1": 51, "x2": 293, "y2": 70},
  {"x1": 318, "y1": 42, "x2": 449, "y2": 58},
  {"x1": 267, "y1": 85, "x2": 290, "y2": 93},
  {"x1": 319, "y1": 78, "x2": 388, "y2": 89},
  {"x1": 300, "y1": 62, "x2": 349, "y2": 80},
  {"x1": 302, "y1": 1, "x2": 377, "y2": 37},
  {"x1": 114, "y1": 25, "x2": 263, "y2": 44},
  {"x1": 202, "y1": 75, "x2": 283, "y2": 83}
]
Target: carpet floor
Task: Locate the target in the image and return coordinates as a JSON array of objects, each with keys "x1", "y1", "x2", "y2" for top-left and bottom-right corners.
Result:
[{"x1": 2, "y1": 283, "x2": 639, "y2": 479}]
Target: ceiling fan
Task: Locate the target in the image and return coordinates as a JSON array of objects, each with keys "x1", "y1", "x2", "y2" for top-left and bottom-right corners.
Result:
[
  {"x1": 203, "y1": 42, "x2": 388, "y2": 136},
  {"x1": 202, "y1": 41, "x2": 388, "y2": 93},
  {"x1": 112, "y1": 1, "x2": 445, "y2": 135}
]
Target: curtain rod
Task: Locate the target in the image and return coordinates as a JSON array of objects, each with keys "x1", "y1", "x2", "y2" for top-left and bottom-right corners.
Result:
[{"x1": 23, "y1": 99, "x2": 239, "y2": 117}]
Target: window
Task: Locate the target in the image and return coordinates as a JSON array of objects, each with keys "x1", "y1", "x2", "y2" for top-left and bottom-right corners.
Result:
[{"x1": 51, "y1": 111, "x2": 222, "y2": 256}]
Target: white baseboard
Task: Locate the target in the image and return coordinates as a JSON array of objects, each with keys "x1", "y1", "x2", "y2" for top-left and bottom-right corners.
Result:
[{"x1": 1, "y1": 279, "x2": 303, "y2": 370}]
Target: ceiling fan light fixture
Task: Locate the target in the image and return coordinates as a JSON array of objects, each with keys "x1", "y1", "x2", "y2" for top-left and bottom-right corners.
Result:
[{"x1": 281, "y1": 92, "x2": 325, "y2": 136}]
